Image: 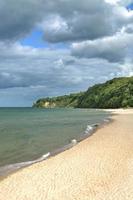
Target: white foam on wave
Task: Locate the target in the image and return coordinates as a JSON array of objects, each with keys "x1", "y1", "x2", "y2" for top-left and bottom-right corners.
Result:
[
  {"x1": 71, "y1": 139, "x2": 77, "y2": 145},
  {"x1": 103, "y1": 118, "x2": 110, "y2": 123},
  {"x1": 35, "y1": 152, "x2": 50, "y2": 162},
  {"x1": 84, "y1": 116, "x2": 111, "y2": 137},
  {"x1": 84, "y1": 124, "x2": 96, "y2": 135},
  {"x1": 0, "y1": 152, "x2": 50, "y2": 176}
]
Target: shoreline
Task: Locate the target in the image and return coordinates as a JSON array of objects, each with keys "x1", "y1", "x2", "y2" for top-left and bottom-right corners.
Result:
[
  {"x1": 0, "y1": 109, "x2": 133, "y2": 199},
  {"x1": 0, "y1": 110, "x2": 111, "y2": 180}
]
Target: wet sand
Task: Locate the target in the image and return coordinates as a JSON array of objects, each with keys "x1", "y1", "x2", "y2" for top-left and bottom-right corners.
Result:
[{"x1": 0, "y1": 109, "x2": 133, "y2": 200}]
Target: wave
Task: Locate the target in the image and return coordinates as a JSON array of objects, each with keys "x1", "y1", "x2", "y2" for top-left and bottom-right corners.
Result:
[
  {"x1": 0, "y1": 152, "x2": 50, "y2": 177},
  {"x1": 84, "y1": 124, "x2": 99, "y2": 135},
  {"x1": 103, "y1": 117, "x2": 111, "y2": 123}
]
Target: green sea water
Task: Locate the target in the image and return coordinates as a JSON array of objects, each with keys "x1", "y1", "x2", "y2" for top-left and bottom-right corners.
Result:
[{"x1": 0, "y1": 108, "x2": 110, "y2": 176}]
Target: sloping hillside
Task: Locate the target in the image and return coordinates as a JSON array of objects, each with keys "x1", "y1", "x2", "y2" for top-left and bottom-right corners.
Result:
[
  {"x1": 33, "y1": 77, "x2": 133, "y2": 108},
  {"x1": 33, "y1": 92, "x2": 84, "y2": 108},
  {"x1": 77, "y1": 77, "x2": 133, "y2": 108}
]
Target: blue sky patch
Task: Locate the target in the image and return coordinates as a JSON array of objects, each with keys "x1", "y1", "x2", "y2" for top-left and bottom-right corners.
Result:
[
  {"x1": 127, "y1": 3, "x2": 133, "y2": 10},
  {"x1": 20, "y1": 29, "x2": 68, "y2": 50},
  {"x1": 20, "y1": 29, "x2": 48, "y2": 48}
]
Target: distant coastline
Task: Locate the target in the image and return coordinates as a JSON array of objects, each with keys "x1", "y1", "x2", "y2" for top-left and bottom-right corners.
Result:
[{"x1": 33, "y1": 76, "x2": 133, "y2": 109}]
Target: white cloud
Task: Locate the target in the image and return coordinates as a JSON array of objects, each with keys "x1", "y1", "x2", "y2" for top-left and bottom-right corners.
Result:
[
  {"x1": 0, "y1": 42, "x2": 129, "y2": 106},
  {"x1": 105, "y1": 0, "x2": 119, "y2": 5},
  {"x1": 71, "y1": 32, "x2": 133, "y2": 62},
  {"x1": 105, "y1": 0, "x2": 132, "y2": 6},
  {"x1": 1, "y1": 0, "x2": 133, "y2": 43},
  {"x1": 119, "y1": 63, "x2": 133, "y2": 76},
  {"x1": 39, "y1": 0, "x2": 133, "y2": 43}
]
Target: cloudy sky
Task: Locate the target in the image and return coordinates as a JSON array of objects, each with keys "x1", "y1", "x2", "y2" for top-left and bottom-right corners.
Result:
[{"x1": 0, "y1": 0, "x2": 133, "y2": 106}]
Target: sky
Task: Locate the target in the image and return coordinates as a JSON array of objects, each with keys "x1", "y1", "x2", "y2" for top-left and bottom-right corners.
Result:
[{"x1": 0, "y1": 0, "x2": 133, "y2": 107}]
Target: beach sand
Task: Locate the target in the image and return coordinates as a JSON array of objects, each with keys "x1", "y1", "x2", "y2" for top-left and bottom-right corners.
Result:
[{"x1": 0, "y1": 109, "x2": 133, "y2": 200}]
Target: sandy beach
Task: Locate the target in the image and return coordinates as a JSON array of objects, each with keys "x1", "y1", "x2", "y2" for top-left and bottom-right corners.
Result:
[{"x1": 0, "y1": 109, "x2": 133, "y2": 200}]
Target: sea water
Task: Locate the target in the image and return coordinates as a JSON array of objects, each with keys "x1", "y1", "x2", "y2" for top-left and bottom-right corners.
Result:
[{"x1": 0, "y1": 108, "x2": 110, "y2": 177}]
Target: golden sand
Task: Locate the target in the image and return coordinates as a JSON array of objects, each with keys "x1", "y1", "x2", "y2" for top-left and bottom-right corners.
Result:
[{"x1": 0, "y1": 109, "x2": 133, "y2": 200}]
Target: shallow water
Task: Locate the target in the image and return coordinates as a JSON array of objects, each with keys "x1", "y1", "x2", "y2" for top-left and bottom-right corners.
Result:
[{"x1": 0, "y1": 108, "x2": 110, "y2": 175}]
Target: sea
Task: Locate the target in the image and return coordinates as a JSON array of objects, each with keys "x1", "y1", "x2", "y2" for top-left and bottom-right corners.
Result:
[{"x1": 0, "y1": 108, "x2": 110, "y2": 177}]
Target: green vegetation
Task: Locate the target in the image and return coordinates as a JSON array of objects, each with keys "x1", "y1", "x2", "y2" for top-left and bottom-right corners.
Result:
[
  {"x1": 33, "y1": 92, "x2": 84, "y2": 108},
  {"x1": 77, "y1": 77, "x2": 133, "y2": 108},
  {"x1": 33, "y1": 76, "x2": 133, "y2": 108}
]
